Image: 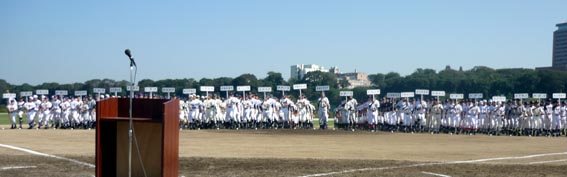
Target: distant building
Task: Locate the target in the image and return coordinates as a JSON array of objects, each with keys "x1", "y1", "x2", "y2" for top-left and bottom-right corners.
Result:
[
  {"x1": 336, "y1": 69, "x2": 372, "y2": 89},
  {"x1": 290, "y1": 64, "x2": 327, "y2": 80},
  {"x1": 553, "y1": 22, "x2": 567, "y2": 69},
  {"x1": 538, "y1": 21, "x2": 567, "y2": 71},
  {"x1": 329, "y1": 66, "x2": 340, "y2": 74}
]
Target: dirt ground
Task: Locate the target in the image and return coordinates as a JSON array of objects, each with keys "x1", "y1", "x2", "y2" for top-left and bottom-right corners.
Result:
[{"x1": 0, "y1": 129, "x2": 566, "y2": 177}]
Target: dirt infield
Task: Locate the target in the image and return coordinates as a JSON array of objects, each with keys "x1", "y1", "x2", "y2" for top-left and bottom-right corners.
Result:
[{"x1": 0, "y1": 129, "x2": 566, "y2": 176}]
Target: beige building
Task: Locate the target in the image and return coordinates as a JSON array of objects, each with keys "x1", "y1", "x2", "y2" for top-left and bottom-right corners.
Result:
[{"x1": 336, "y1": 69, "x2": 372, "y2": 89}]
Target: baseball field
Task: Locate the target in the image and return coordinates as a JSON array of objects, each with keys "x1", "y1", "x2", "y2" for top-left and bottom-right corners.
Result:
[{"x1": 0, "y1": 117, "x2": 566, "y2": 177}]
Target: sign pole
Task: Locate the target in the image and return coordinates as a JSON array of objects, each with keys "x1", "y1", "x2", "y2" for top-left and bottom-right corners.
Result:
[
  {"x1": 293, "y1": 84, "x2": 307, "y2": 97},
  {"x1": 316, "y1": 85, "x2": 330, "y2": 98},
  {"x1": 236, "y1": 86, "x2": 251, "y2": 98},
  {"x1": 367, "y1": 89, "x2": 381, "y2": 100},
  {"x1": 277, "y1": 85, "x2": 291, "y2": 97}
]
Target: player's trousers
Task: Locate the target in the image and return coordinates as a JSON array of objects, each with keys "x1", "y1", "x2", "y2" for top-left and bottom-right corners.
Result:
[
  {"x1": 318, "y1": 110, "x2": 328, "y2": 125},
  {"x1": 27, "y1": 111, "x2": 37, "y2": 124},
  {"x1": 10, "y1": 112, "x2": 18, "y2": 125}
]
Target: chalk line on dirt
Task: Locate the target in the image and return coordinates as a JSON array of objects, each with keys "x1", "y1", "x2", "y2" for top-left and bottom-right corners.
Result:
[
  {"x1": 422, "y1": 171, "x2": 452, "y2": 177},
  {"x1": 528, "y1": 159, "x2": 567, "y2": 164},
  {"x1": 0, "y1": 166, "x2": 37, "y2": 170},
  {"x1": 0, "y1": 143, "x2": 95, "y2": 168},
  {"x1": 298, "y1": 152, "x2": 567, "y2": 177}
]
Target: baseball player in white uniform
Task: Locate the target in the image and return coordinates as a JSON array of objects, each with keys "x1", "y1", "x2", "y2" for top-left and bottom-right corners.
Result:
[
  {"x1": 430, "y1": 100, "x2": 443, "y2": 134},
  {"x1": 40, "y1": 97, "x2": 53, "y2": 129},
  {"x1": 7, "y1": 99, "x2": 18, "y2": 129},
  {"x1": 24, "y1": 97, "x2": 38, "y2": 129},
  {"x1": 366, "y1": 97, "x2": 380, "y2": 131},
  {"x1": 51, "y1": 96, "x2": 62, "y2": 129},
  {"x1": 188, "y1": 95, "x2": 203, "y2": 129},
  {"x1": 317, "y1": 93, "x2": 330, "y2": 130}
]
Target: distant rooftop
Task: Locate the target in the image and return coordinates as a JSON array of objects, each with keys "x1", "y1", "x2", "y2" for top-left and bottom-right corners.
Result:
[{"x1": 558, "y1": 21, "x2": 567, "y2": 30}]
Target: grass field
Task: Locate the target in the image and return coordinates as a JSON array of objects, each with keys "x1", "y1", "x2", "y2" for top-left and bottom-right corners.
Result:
[
  {"x1": 0, "y1": 113, "x2": 9, "y2": 125},
  {"x1": 0, "y1": 129, "x2": 566, "y2": 177}
]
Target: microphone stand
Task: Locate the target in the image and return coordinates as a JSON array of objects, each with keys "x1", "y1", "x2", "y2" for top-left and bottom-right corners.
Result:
[{"x1": 129, "y1": 61, "x2": 136, "y2": 177}]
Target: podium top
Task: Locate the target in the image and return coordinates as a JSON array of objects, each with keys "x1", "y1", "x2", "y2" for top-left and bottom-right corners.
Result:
[{"x1": 97, "y1": 98, "x2": 178, "y2": 121}]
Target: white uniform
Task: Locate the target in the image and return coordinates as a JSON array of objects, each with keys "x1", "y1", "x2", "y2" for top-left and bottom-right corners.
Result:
[
  {"x1": 80, "y1": 103, "x2": 90, "y2": 125},
  {"x1": 430, "y1": 103, "x2": 443, "y2": 131},
  {"x1": 179, "y1": 100, "x2": 187, "y2": 125},
  {"x1": 203, "y1": 98, "x2": 217, "y2": 124},
  {"x1": 225, "y1": 97, "x2": 240, "y2": 123},
  {"x1": 453, "y1": 104, "x2": 463, "y2": 128},
  {"x1": 561, "y1": 105, "x2": 566, "y2": 130},
  {"x1": 317, "y1": 97, "x2": 330, "y2": 127},
  {"x1": 60, "y1": 100, "x2": 71, "y2": 125},
  {"x1": 280, "y1": 98, "x2": 294, "y2": 123},
  {"x1": 215, "y1": 98, "x2": 224, "y2": 124},
  {"x1": 70, "y1": 99, "x2": 81, "y2": 125},
  {"x1": 345, "y1": 99, "x2": 358, "y2": 125},
  {"x1": 24, "y1": 101, "x2": 37, "y2": 126},
  {"x1": 402, "y1": 102, "x2": 412, "y2": 127},
  {"x1": 7, "y1": 101, "x2": 18, "y2": 127},
  {"x1": 40, "y1": 101, "x2": 53, "y2": 128},
  {"x1": 553, "y1": 106, "x2": 561, "y2": 130},
  {"x1": 366, "y1": 100, "x2": 380, "y2": 126},
  {"x1": 479, "y1": 104, "x2": 489, "y2": 130},
  {"x1": 189, "y1": 98, "x2": 203, "y2": 123},
  {"x1": 467, "y1": 105, "x2": 479, "y2": 130},
  {"x1": 262, "y1": 98, "x2": 277, "y2": 123},
  {"x1": 415, "y1": 101, "x2": 427, "y2": 127},
  {"x1": 51, "y1": 99, "x2": 62, "y2": 127},
  {"x1": 17, "y1": 101, "x2": 25, "y2": 119}
]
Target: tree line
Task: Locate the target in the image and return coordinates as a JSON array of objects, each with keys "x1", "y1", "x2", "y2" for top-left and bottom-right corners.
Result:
[{"x1": 2, "y1": 66, "x2": 567, "y2": 107}]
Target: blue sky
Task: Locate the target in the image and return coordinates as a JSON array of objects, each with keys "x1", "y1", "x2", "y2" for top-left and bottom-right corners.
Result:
[{"x1": 1, "y1": 0, "x2": 566, "y2": 85}]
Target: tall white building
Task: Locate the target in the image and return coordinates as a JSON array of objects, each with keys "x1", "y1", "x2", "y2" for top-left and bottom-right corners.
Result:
[{"x1": 290, "y1": 64, "x2": 327, "y2": 80}]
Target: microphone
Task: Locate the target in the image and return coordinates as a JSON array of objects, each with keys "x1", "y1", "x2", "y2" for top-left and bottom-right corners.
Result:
[{"x1": 124, "y1": 49, "x2": 136, "y2": 67}]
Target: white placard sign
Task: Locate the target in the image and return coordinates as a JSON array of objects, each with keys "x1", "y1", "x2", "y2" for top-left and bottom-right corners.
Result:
[
  {"x1": 367, "y1": 89, "x2": 381, "y2": 95},
  {"x1": 162, "y1": 87, "x2": 175, "y2": 99},
  {"x1": 514, "y1": 93, "x2": 529, "y2": 99},
  {"x1": 126, "y1": 86, "x2": 140, "y2": 91},
  {"x1": 93, "y1": 88, "x2": 106, "y2": 94},
  {"x1": 315, "y1": 85, "x2": 330, "y2": 92},
  {"x1": 200, "y1": 86, "x2": 215, "y2": 92},
  {"x1": 415, "y1": 89, "x2": 430, "y2": 95},
  {"x1": 258, "y1": 87, "x2": 272, "y2": 92},
  {"x1": 20, "y1": 91, "x2": 33, "y2": 97},
  {"x1": 450, "y1": 94, "x2": 464, "y2": 99},
  {"x1": 401, "y1": 92, "x2": 415, "y2": 98},
  {"x1": 492, "y1": 96, "x2": 507, "y2": 102},
  {"x1": 469, "y1": 93, "x2": 483, "y2": 99},
  {"x1": 144, "y1": 87, "x2": 158, "y2": 92},
  {"x1": 532, "y1": 93, "x2": 547, "y2": 99},
  {"x1": 74, "y1": 90, "x2": 87, "y2": 96},
  {"x1": 36, "y1": 89, "x2": 49, "y2": 95},
  {"x1": 162, "y1": 87, "x2": 175, "y2": 93},
  {"x1": 237, "y1": 86, "x2": 251, "y2": 92},
  {"x1": 293, "y1": 84, "x2": 307, "y2": 90},
  {"x1": 553, "y1": 93, "x2": 566, "y2": 99},
  {"x1": 386, "y1": 93, "x2": 401, "y2": 99},
  {"x1": 3, "y1": 93, "x2": 16, "y2": 99},
  {"x1": 220, "y1": 86, "x2": 234, "y2": 91},
  {"x1": 339, "y1": 91, "x2": 354, "y2": 97},
  {"x1": 277, "y1": 85, "x2": 290, "y2": 91},
  {"x1": 109, "y1": 87, "x2": 122, "y2": 93},
  {"x1": 55, "y1": 90, "x2": 68, "y2": 96},
  {"x1": 183, "y1": 88, "x2": 196, "y2": 94},
  {"x1": 431, "y1": 91, "x2": 446, "y2": 97}
]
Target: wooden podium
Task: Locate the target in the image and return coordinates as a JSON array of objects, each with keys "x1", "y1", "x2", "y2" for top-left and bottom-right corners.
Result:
[{"x1": 96, "y1": 98, "x2": 179, "y2": 177}]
